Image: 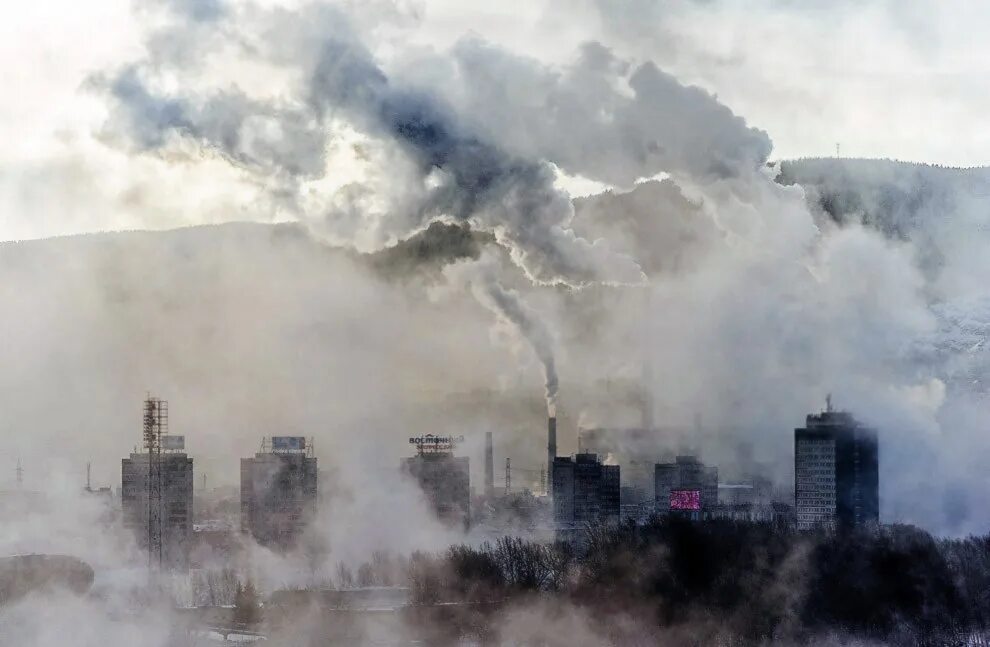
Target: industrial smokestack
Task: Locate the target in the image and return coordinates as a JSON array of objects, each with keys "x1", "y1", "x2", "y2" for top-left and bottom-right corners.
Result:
[
  {"x1": 484, "y1": 432, "x2": 494, "y2": 498},
  {"x1": 547, "y1": 416, "x2": 557, "y2": 498}
]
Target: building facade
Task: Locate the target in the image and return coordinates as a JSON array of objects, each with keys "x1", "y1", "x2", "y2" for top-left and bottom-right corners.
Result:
[
  {"x1": 240, "y1": 437, "x2": 318, "y2": 551},
  {"x1": 552, "y1": 453, "x2": 620, "y2": 533},
  {"x1": 402, "y1": 438, "x2": 470, "y2": 529},
  {"x1": 794, "y1": 407, "x2": 879, "y2": 530},
  {"x1": 654, "y1": 456, "x2": 718, "y2": 519},
  {"x1": 121, "y1": 452, "x2": 194, "y2": 569}
]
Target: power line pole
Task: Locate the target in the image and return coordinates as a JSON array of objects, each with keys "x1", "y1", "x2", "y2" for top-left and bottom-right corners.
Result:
[{"x1": 505, "y1": 458, "x2": 511, "y2": 496}]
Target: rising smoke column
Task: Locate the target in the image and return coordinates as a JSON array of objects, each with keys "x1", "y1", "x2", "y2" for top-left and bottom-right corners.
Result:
[{"x1": 444, "y1": 252, "x2": 559, "y2": 415}]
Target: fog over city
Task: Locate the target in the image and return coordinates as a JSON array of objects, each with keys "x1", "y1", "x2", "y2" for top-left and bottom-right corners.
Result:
[{"x1": 2, "y1": 1, "x2": 990, "y2": 645}]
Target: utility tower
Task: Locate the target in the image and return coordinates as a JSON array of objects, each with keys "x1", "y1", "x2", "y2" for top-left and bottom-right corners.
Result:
[{"x1": 143, "y1": 396, "x2": 168, "y2": 569}]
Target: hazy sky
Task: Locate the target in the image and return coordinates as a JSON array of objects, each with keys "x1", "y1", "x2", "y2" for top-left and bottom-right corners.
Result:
[{"x1": 2, "y1": 0, "x2": 989, "y2": 242}]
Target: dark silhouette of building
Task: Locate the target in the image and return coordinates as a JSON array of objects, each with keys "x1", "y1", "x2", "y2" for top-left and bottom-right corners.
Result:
[
  {"x1": 241, "y1": 437, "x2": 318, "y2": 551},
  {"x1": 795, "y1": 400, "x2": 879, "y2": 530},
  {"x1": 122, "y1": 450, "x2": 193, "y2": 569},
  {"x1": 552, "y1": 453, "x2": 620, "y2": 534},
  {"x1": 402, "y1": 435, "x2": 470, "y2": 528}
]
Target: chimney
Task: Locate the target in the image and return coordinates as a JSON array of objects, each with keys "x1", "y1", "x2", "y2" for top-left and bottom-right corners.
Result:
[
  {"x1": 484, "y1": 432, "x2": 494, "y2": 498},
  {"x1": 547, "y1": 416, "x2": 557, "y2": 498}
]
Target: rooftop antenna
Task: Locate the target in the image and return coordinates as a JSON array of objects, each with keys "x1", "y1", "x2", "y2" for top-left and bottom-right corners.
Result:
[
  {"x1": 86, "y1": 462, "x2": 91, "y2": 492},
  {"x1": 826, "y1": 393, "x2": 833, "y2": 413},
  {"x1": 836, "y1": 143, "x2": 841, "y2": 158},
  {"x1": 202, "y1": 473, "x2": 207, "y2": 492}
]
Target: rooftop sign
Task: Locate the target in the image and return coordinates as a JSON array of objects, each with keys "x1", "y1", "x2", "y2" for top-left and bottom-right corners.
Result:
[
  {"x1": 408, "y1": 434, "x2": 464, "y2": 454},
  {"x1": 272, "y1": 436, "x2": 306, "y2": 451}
]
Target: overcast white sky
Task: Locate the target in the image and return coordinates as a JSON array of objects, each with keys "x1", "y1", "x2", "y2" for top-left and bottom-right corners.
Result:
[{"x1": 2, "y1": 0, "x2": 989, "y2": 241}]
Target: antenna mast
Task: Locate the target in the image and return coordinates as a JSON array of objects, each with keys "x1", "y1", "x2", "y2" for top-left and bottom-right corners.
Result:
[{"x1": 143, "y1": 395, "x2": 168, "y2": 570}]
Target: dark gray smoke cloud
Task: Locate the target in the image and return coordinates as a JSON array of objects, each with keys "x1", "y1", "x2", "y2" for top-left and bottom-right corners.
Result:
[
  {"x1": 91, "y1": 5, "x2": 646, "y2": 286},
  {"x1": 89, "y1": 1, "x2": 775, "y2": 286},
  {"x1": 404, "y1": 39, "x2": 773, "y2": 186}
]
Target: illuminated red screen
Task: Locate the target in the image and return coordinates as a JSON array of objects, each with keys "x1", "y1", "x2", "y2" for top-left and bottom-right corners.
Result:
[{"x1": 670, "y1": 489, "x2": 701, "y2": 511}]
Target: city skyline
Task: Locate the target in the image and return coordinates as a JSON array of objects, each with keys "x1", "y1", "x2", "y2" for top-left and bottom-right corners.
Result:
[{"x1": 2, "y1": 1, "x2": 989, "y2": 644}]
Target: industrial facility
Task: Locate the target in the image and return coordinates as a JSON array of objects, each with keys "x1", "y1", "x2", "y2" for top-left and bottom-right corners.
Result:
[
  {"x1": 240, "y1": 436, "x2": 318, "y2": 551},
  {"x1": 795, "y1": 398, "x2": 879, "y2": 530},
  {"x1": 402, "y1": 434, "x2": 470, "y2": 529},
  {"x1": 121, "y1": 396, "x2": 194, "y2": 570}
]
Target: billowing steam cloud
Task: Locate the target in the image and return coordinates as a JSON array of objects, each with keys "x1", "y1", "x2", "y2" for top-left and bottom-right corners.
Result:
[
  {"x1": 89, "y1": 0, "x2": 774, "y2": 288},
  {"x1": 44, "y1": 0, "x2": 988, "y2": 538},
  {"x1": 87, "y1": 0, "x2": 783, "y2": 434},
  {"x1": 8, "y1": 1, "x2": 990, "y2": 644},
  {"x1": 92, "y1": 4, "x2": 646, "y2": 287}
]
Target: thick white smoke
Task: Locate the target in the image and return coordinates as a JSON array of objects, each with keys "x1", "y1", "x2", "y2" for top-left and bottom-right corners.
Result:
[{"x1": 5, "y1": 2, "x2": 990, "y2": 643}]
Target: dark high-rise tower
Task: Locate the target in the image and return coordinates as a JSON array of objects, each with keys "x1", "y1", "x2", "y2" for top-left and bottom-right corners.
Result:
[
  {"x1": 241, "y1": 436, "x2": 318, "y2": 552},
  {"x1": 794, "y1": 400, "x2": 879, "y2": 530},
  {"x1": 121, "y1": 396, "x2": 193, "y2": 570},
  {"x1": 552, "y1": 453, "x2": 620, "y2": 538}
]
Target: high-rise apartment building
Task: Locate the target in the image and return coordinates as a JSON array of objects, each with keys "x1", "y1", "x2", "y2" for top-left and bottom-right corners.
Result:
[
  {"x1": 552, "y1": 453, "x2": 620, "y2": 533},
  {"x1": 122, "y1": 452, "x2": 194, "y2": 569},
  {"x1": 241, "y1": 436, "x2": 318, "y2": 551},
  {"x1": 402, "y1": 435, "x2": 470, "y2": 528},
  {"x1": 794, "y1": 402, "x2": 879, "y2": 530},
  {"x1": 121, "y1": 397, "x2": 193, "y2": 570}
]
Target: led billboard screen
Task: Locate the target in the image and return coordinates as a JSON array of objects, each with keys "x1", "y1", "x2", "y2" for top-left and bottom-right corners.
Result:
[
  {"x1": 670, "y1": 489, "x2": 701, "y2": 511},
  {"x1": 272, "y1": 436, "x2": 306, "y2": 451}
]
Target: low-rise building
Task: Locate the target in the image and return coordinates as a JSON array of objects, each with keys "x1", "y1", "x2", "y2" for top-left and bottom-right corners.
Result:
[{"x1": 655, "y1": 456, "x2": 718, "y2": 520}]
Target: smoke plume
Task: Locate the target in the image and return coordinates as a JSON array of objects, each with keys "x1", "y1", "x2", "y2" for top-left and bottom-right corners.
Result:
[{"x1": 442, "y1": 252, "x2": 559, "y2": 416}]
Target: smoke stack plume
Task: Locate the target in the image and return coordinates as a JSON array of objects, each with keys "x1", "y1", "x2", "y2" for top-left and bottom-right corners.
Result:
[
  {"x1": 446, "y1": 252, "x2": 560, "y2": 418},
  {"x1": 484, "y1": 431, "x2": 494, "y2": 498},
  {"x1": 547, "y1": 416, "x2": 557, "y2": 498}
]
